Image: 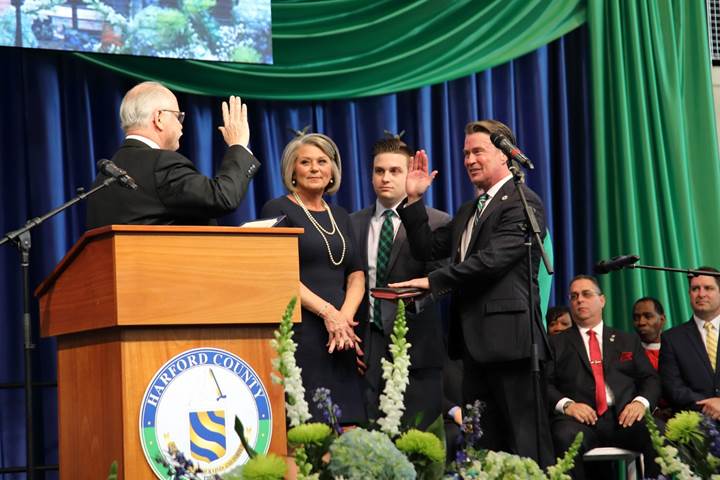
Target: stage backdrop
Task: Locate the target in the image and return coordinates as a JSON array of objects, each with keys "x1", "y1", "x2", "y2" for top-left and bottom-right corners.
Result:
[{"x1": 0, "y1": 27, "x2": 592, "y2": 474}]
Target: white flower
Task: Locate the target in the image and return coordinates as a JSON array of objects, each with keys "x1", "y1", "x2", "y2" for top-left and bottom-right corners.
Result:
[
  {"x1": 377, "y1": 301, "x2": 411, "y2": 437},
  {"x1": 270, "y1": 298, "x2": 311, "y2": 426}
]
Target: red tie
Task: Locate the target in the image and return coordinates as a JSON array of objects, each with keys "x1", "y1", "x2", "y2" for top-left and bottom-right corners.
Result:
[{"x1": 587, "y1": 330, "x2": 608, "y2": 416}]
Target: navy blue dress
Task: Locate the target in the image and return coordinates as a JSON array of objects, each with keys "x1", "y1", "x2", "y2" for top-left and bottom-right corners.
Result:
[{"x1": 261, "y1": 196, "x2": 366, "y2": 424}]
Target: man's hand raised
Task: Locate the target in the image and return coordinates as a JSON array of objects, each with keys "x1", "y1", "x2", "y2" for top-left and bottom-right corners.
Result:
[
  {"x1": 406, "y1": 150, "x2": 437, "y2": 205},
  {"x1": 218, "y1": 96, "x2": 250, "y2": 148}
]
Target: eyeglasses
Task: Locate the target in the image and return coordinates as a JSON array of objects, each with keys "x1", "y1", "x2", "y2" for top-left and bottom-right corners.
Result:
[
  {"x1": 568, "y1": 290, "x2": 602, "y2": 301},
  {"x1": 159, "y1": 110, "x2": 185, "y2": 124}
]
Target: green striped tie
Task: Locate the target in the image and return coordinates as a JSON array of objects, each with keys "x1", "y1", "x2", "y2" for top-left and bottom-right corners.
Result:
[
  {"x1": 372, "y1": 210, "x2": 395, "y2": 330},
  {"x1": 474, "y1": 193, "x2": 490, "y2": 226},
  {"x1": 705, "y1": 321, "x2": 717, "y2": 370}
]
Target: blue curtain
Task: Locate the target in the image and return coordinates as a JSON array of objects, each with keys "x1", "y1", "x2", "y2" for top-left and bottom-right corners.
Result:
[{"x1": 0, "y1": 26, "x2": 593, "y2": 475}]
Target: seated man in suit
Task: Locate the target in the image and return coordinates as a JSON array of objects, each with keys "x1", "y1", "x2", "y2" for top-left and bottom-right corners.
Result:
[
  {"x1": 86, "y1": 81, "x2": 260, "y2": 229},
  {"x1": 660, "y1": 266, "x2": 720, "y2": 418},
  {"x1": 350, "y1": 135, "x2": 450, "y2": 430},
  {"x1": 547, "y1": 275, "x2": 660, "y2": 479},
  {"x1": 632, "y1": 296, "x2": 666, "y2": 370}
]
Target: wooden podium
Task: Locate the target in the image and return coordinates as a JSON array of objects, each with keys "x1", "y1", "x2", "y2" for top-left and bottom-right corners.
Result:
[{"x1": 36, "y1": 225, "x2": 302, "y2": 479}]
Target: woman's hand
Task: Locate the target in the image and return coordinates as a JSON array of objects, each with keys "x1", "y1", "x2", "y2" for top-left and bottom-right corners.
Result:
[{"x1": 319, "y1": 304, "x2": 358, "y2": 353}]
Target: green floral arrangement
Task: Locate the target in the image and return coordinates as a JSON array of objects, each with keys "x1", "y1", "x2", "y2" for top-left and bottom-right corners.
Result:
[
  {"x1": 395, "y1": 429, "x2": 445, "y2": 479},
  {"x1": 645, "y1": 410, "x2": 720, "y2": 479},
  {"x1": 327, "y1": 428, "x2": 416, "y2": 479},
  {"x1": 261, "y1": 297, "x2": 584, "y2": 480},
  {"x1": 222, "y1": 454, "x2": 287, "y2": 480}
]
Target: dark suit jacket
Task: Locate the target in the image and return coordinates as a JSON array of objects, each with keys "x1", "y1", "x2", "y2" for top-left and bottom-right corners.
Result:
[
  {"x1": 546, "y1": 325, "x2": 660, "y2": 414},
  {"x1": 660, "y1": 318, "x2": 720, "y2": 410},
  {"x1": 398, "y1": 179, "x2": 549, "y2": 364},
  {"x1": 86, "y1": 139, "x2": 260, "y2": 229},
  {"x1": 350, "y1": 203, "x2": 451, "y2": 370}
]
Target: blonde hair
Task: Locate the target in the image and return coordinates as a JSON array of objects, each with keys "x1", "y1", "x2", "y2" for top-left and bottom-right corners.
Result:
[{"x1": 281, "y1": 133, "x2": 342, "y2": 195}]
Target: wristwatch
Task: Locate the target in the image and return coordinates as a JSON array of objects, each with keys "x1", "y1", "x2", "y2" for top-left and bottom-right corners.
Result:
[{"x1": 562, "y1": 400, "x2": 574, "y2": 414}]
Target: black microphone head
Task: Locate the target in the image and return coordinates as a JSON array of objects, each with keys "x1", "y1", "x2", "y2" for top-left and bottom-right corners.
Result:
[
  {"x1": 489, "y1": 132, "x2": 506, "y2": 147},
  {"x1": 97, "y1": 159, "x2": 110, "y2": 170},
  {"x1": 594, "y1": 254, "x2": 640, "y2": 274}
]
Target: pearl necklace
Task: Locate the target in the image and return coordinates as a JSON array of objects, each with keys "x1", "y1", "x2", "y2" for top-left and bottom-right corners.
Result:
[{"x1": 292, "y1": 192, "x2": 346, "y2": 266}]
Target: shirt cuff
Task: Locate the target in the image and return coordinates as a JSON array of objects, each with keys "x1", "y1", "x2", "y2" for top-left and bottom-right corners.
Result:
[
  {"x1": 555, "y1": 397, "x2": 573, "y2": 414},
  {"x1": 631, "y1": 396, "x2": 650, "y2": 410}
]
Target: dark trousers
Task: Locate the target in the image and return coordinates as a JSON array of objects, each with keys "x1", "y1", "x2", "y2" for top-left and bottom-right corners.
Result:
[
  {"x1": 551, "y1": 408, "x2": 661, "y2": 480},
  {"x1": 461, "y1": 355, "x2": 555, "y2": 468}
]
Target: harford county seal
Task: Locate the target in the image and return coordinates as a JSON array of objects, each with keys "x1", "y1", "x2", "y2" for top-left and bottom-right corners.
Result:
[{"x1": 139, "y1": 348, "x2": 272, "y2": 479}]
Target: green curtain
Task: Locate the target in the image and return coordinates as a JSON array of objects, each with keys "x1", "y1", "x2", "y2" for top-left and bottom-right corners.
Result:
[
  {"x1": 75, "y1": 0, "x2": 586, "y2": 99},
  {"x1": 587, "y1": 0, "x2": 720, "y2": 331}
]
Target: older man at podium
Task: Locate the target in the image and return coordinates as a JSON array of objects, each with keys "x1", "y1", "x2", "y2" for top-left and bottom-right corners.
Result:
[{"x1": 86, "y1": 81, "x2": 260, "y2": 229}]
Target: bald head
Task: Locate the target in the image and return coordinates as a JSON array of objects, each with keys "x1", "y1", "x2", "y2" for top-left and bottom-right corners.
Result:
[
  {"x1": 120, "y1": 81, "x2": 176, "y2": 132},
  {"x1": 120, "y1": 81, "x2": 183, "y2": 150}
]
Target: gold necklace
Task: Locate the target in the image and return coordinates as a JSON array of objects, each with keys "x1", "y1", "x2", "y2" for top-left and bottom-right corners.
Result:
[{"x1": 293, "y1": 192, "x2": 346, "y2": 266}]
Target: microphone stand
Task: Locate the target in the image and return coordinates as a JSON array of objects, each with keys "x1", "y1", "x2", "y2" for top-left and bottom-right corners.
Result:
[
  {"x1": 0, "y1": 177, "x2": 118, "y2": 479},
  {"x1": 508, "y1": 162, "x2": 553, "y2": 465},
  {"x1": 624, "y1": 263, "x2": 720, "y2": 278}
]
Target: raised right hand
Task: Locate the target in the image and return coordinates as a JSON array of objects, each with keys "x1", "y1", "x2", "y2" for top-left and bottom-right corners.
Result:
[
  {"x1": 217, "y1": 96, "x2": 250, "y2": 148},
  {"x1": 406, "y1": 149, "x2": 438, "y2": 204}
]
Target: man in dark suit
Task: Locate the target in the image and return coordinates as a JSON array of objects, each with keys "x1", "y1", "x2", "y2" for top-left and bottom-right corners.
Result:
[
  {"x1": 350, "y1": 136, "x2": 450, "y2": 430},
  {"x1": 547, "y1": 275, "x2": 660, "y2": 479},
  {"x1": 660, "y1": 266, "x2": 720, "y2": 418},
  {"x1": 389, "y1": 120, "x2": 553, "y2": 466},
  {"x1": 86, "y1": 81, "x2": 260, "y2": 229}
]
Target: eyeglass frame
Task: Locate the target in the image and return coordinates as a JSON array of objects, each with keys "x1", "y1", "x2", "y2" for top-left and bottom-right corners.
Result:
[{"x1": 159, "y1": 109, "x2": 185, "y2": 124}]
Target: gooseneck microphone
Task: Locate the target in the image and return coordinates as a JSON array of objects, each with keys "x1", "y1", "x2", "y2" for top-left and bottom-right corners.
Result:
[
  {"x1": 594, "y1": 254, "x2": 640, "y2": 274},
  {"x1": 490, "y1": 132, "x2": 535, "y2": 170},
  {"x1": 97, "y1": 159, "x2": 138, "y2": 190}
]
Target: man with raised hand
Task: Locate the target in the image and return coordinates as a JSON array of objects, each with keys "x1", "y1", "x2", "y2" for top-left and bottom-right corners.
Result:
[
  {"x1": 87, "y1": 81, "x2": 260, "y2": 229},
  {"x1": 390, "y1": 120, "x2": 552, "y2": 466}
]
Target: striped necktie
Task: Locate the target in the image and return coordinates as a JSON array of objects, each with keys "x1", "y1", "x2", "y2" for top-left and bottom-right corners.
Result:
[
  {"x1": 372, "y1": 210, "x2": 395, "y2": 330},
  {"x1": 705, "y1": 321, "x2": 718, "y2": 370},
  {"x1": 474, "y1": 193, "x2": 490, "y2": 226}
]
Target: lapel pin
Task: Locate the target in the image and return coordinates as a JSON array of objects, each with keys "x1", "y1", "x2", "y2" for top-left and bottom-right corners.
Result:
[
  {"x1": 501, "y1": 195, "x2": 508, "y2": 201},
  {"x1": 609, "y1": 334, "x2": 615, "y2": 343}
]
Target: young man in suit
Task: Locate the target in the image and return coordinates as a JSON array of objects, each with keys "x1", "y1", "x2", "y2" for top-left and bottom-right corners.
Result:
[
  {"x1": 86, "y1": 81, "x2": 260, "y2": 229},
  {"x1": 660, "y1": 266, "x2": 720, "y2": 418},
  {"x1": 389, "y1": 120, "x2": 554, "y2": 466},
  {"x1": 350, "y1": 136, "x2": 450, "y2": 429},
  {"x1": 547, "y1": 275, "x2": 660, "y2": 479}
]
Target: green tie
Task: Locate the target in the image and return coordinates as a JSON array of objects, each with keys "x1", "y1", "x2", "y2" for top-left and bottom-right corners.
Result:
[
  {"x1": 372, "y1": 210, "x2": 395, "y2": 330},
  {"x1": 474, "y1": 193, "x2": 490, "y2": 226}
]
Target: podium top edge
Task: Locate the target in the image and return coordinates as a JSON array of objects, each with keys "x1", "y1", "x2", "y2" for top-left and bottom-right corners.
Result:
[
  {"x1": 35, "y1": 225, "x2": 304, "y2": 297},
  {"x1": 91, "y1": 225, "x2": 305, "y2": 235}
]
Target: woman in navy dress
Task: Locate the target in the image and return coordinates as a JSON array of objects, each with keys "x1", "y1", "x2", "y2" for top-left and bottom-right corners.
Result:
[{"x1": 261, "y1": 133, "x2": 366, "y2": 424}]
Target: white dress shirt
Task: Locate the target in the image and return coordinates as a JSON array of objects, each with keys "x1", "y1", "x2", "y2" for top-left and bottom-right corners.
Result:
[
  {"x1": 126, "y1": 134, "x2": 160, "y2": 149},
  {"x1": 693, "y1": 314, "x2": 720, "y2": 347}
]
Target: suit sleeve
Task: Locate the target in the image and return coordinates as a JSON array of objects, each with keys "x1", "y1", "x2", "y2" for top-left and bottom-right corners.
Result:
[
  {"x1": 398, "y1": 200, "x2": 454, "y2": 262},
  {"x1": 155, "y1": 145, "x2": 260, "y2": 218},
  {"x1": 428, "y1": 194, "x2": 544, "y2": 298},
  {"x1": 659, "y1": 333, "x2": 705, "y2": 409}
]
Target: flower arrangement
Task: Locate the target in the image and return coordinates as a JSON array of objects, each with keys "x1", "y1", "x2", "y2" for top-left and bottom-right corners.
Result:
[
  {"x1": 645, "y1": 410, "x2": 720, "y2": 479},
  {"x1": 255, "y1": 297, "x2": 583, "y2": 480}
]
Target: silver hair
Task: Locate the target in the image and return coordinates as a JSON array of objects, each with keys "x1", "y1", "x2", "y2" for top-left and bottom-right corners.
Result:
[
  {"x1": 119, "y1": 81, "x2": 175, "y2": 132},
  {"x1": 281, "y1": 133, "x2": 342, "y2": 195}
]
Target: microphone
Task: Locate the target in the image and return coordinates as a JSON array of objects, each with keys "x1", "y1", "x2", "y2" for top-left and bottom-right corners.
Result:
[
  {"x1": 490, "y1": 132, "x2": 535, "y2": 170},
  {"x1": 594, "y1": 255, "x2": 640, "y2": 274},
  {"x1": 97, "y1": 159, "x2": 138, "y2": 190}
]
